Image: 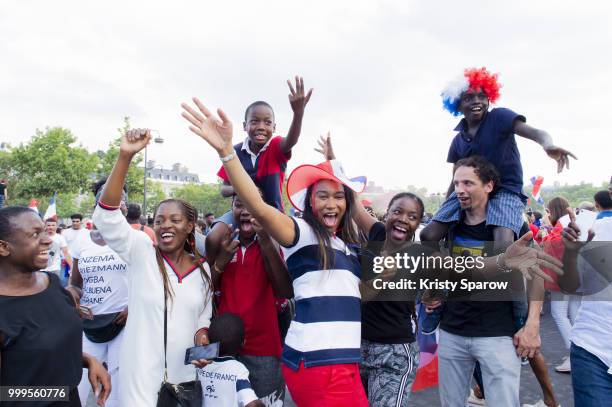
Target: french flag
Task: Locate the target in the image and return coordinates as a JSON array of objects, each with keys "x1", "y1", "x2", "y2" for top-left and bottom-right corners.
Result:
[
  {"x1": 43, "y1": 193, "x2": 57, "y2": 221},
  {"x1": 413, "y1": 301, "x2": 439, "y2": 391},
  {"x1": 530, "y1": 176, "x2": 545, "y2": 206}
]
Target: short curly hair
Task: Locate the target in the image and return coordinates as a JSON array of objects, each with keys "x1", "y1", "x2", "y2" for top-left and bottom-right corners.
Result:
[{"x1": 453, "y1": 155, "x2": 500, "y2": 191}]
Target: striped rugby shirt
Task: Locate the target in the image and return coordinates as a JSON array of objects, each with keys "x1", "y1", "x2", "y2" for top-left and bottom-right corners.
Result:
[
  {"x1": 281, "y1": 217, "x2": 362, "y2": 370},
  {"x1": 217, "y1": 136, "x2": 290, "y2": 212}
]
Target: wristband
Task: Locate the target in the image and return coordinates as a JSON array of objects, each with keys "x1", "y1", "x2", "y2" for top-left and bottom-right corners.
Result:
[
  {"x1": 97, "y1": 200, "x2": 120, "y2": 210},
  {"x1": 219, "y1": 152, "x2": 235, "y2": 163}
]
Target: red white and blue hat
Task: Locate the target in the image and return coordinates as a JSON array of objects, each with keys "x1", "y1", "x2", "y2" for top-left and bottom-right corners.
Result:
[{"x1": 286, "y1": 160, "x2": 367, "y2": 212}]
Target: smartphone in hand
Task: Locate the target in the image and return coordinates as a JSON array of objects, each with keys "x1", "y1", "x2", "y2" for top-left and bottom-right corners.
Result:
[{"x1": 184, "y1": 342, "x2": 220, "y2": 365}]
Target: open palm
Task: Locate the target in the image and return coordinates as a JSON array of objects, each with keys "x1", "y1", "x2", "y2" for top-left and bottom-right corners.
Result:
[
  {"x1": 181, "y1": 97, "x2": 234, "y2": 154},
  {"x1": 503, "y1": 231, "x2": 563, "y2": 281}
]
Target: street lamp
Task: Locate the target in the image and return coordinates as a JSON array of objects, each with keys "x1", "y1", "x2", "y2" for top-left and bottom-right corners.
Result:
[{"x1": 143, "y1": 131, "x2": 164, "y2": 216}]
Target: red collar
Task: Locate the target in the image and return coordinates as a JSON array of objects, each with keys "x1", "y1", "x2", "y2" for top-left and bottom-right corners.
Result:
[{"x1": 160, "y1": 253, "x2": 205, "y2": 283}]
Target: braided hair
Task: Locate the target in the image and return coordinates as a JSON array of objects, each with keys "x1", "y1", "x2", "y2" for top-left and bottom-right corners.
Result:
[{"x1": 153, "y1": 199, "x2": 211, "y2": 303}]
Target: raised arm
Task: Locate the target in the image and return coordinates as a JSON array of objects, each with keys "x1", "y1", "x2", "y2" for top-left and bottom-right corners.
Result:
[
  {"x1": 280, "y1": 76, "x2": 313, "y2": 155},
  {"x1": 99, "y1": 129, "x2": 151, "y2": 207},
  {"x1": 513, "y1": 121, "x2": 577, "y2": 173},
  {"x1": 557, "y1": 208, "x2": 590, "y2": 293},
  {"x1": 252, "y1": 219, "x2": 293, "y2": 298},
  {"x1": 181, "y1": 98, "x2": 296, "y2": 246}
]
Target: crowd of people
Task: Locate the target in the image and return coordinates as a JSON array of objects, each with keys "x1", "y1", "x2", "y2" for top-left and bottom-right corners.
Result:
[{"x1": 1, "y1": 70, "x2": 610, "y2": 407}]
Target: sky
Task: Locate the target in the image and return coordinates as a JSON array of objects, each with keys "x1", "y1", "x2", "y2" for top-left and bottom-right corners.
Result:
[{"x1": 1, "y1": 0, "x2": 610, "y2": 194}]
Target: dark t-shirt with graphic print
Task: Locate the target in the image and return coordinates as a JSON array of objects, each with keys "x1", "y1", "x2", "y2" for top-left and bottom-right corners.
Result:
[{"x1": 440, "y1": 220, "x2": 516, "y2": 337}]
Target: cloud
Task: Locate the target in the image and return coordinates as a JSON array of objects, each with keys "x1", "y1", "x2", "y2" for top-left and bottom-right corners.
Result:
[{"x1": 0, "y1": 0, "x2": 610, "y2": 193}]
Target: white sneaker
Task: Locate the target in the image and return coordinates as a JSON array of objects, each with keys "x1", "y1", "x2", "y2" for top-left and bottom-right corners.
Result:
[
  {"x1": 522, "y1": 400, "x2": 561, "y2": 407},
  {"x1": 555, "y1": 356, "x2": 571, "y2": 373},
  {"x1": 467, "y1": 389, "x2": 486, "y2": 406}
]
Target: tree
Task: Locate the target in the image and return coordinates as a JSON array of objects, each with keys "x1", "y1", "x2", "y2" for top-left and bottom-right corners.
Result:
[
  {"x1": 526, "y1": 181, "x2": 607, "y2": 210},
  {"x1": 78, "y1": 195, "x2": 96, "y2": 218},
  {"x1": 145, "y1": 181, "x2": 168, "y2": 216},
  {"x1": 96, "y1": 117, "x2": 144, "y2": 201},
  {"x1": 56, "y1": 192, "x2": 81, "y2": 219},
  {"x1": 8, "y1": 127, "x2": 98, "y2": 200},
  {"x1": 172, "y1": 183, "x2": 231, "y2": 218}
]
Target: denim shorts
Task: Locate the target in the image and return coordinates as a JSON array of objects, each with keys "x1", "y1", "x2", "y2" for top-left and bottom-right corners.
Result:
[{"x1": 433, "y1": 189, "x2": 526, "y2": 237}]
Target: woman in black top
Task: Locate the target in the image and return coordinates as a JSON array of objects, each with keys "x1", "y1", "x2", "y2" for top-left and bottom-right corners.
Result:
[
  {"x1": 356, "y1": 192, "x2": 428, "y2": 407},
  {"x1": 0, "y1": 206, "x2": 110, "y2": 407},
  {"x1": 314, "y1": 136, "x2": 427, "y2": 406}
]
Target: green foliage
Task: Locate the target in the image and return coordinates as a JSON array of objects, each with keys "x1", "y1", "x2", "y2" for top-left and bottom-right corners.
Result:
[
  {"x1": 171, "y1": 183, "x2": 231, "y2": 218},
  {"x1": 0, "y1": 147, "x2": 11, "y2": 177},
  {"x1": 145, "y1": 181, "x2": 167, "y2": 216},
  {"x1": 525, "y1": 181, "x2": 608, "y2": 210},
  {"x1": 8, "y1": 127, "x2": 98, "y2": 200},
  {"x1": 56, "y1": 192, "x2": 80, "y2": 219},
  {"x1": 96, "y1": 117, "x2": 144, "y2": 199},
  {"x1": 78, "y1": 195, "x2": 96, "y2": 218}
]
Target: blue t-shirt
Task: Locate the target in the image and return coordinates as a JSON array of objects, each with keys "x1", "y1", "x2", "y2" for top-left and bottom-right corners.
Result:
[{"x1": 447, "y1": 107, "x2": 526, "y2": 198}]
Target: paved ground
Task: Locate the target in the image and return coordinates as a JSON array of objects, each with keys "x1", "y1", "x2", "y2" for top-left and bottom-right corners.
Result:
[
  {"x1": 87, "y1": 300, "x2": 573, "y2": 406},
  {"x1": 410, "y1": 300, "x2": 574, "y2": 407}
]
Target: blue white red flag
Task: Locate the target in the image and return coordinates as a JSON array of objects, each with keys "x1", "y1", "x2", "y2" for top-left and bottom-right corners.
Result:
[
  {"x1": 43, "y1": 193, "x2": 57, "y2": 220},
  {"x1": 530, "y1": 176, "x2": 545, "y2": 205}
]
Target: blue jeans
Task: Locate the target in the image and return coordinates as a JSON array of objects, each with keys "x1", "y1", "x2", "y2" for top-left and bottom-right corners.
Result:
[
  {"x1": 571, "y1": 343, "x2": 612, "y2": 407},
  {"x1": 438, "y1": 329, "x2": 520, "y2": 407}
]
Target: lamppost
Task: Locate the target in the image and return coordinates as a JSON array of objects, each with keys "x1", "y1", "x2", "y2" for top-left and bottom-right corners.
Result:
[{"x1": 143, "y1": 131, "x2": 164, "y2": 216}]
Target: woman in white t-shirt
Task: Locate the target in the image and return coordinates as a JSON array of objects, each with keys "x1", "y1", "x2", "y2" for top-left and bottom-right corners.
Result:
[
  {"x1": 67, "y1": 226, "x2": 128, "y2": 407},
  {"x1": 92, "y1": 131, "x2": 213, "y2": 406}
]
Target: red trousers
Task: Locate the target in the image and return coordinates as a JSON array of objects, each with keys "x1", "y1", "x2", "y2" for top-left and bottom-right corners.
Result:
[{"x1": 283, "y1": 362, "x2": 369, "y2": 407}]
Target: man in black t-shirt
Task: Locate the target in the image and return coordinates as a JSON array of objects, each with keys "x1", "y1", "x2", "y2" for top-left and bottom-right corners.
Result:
[{"x1": 430, "y1": 156, "x2": 541, "y2": 407}]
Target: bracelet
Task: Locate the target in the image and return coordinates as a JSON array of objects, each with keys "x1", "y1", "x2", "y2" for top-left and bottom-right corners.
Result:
[
  {"x1": 219, "y1": 152, "x2": 235, "y2": 163},
  {"x1": 496, "y1": 253, "x2": 513, "y2": 273},
  {"x1": 97, "y1": 200, "x2": 120, "y2": 210}
]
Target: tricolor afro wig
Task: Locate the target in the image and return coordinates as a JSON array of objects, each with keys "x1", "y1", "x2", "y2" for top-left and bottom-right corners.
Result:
[{"x1": 441, "y1": 67, "x2": 502, "y2": 116}]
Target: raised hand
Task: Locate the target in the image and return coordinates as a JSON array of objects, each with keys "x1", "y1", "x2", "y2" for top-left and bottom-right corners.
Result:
[
  {"x1": 287, "y1": 76, "x2": 313, "y2": 115},
  {"x1": 214, "y1": 226, "x2": 240, "y2": 272},
  {"x1": 120, "y1": 128, "x2": 151, "y2": 156},
  {"x1": 562, "y1": 207, "x2": 595, "y2": 250},
  {"x1": 314, "y1": 132, "x2": 336, "y2": 161},
  {"x1": 181, "y1": 98, "x2": 234, "y2": 156},
  {"x1": 502, "y1": 231, "x2": 564, "y2": 281},
  {"x1": 543, "y1": 144, "x2": 577, "y2": 173}
]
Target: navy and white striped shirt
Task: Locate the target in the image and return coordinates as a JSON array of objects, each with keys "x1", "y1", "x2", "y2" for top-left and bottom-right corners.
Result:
[{"x1": 281, "y1": 218, "x2": 362, "y2": 370}]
